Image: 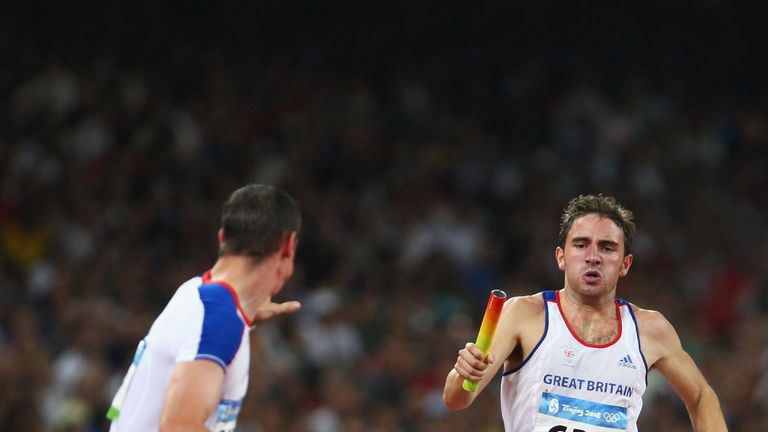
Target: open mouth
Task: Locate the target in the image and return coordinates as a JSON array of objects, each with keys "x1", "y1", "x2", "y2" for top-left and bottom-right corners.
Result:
[{"x1": 583, "y1": 270, "x2": 601, "y2": 284}]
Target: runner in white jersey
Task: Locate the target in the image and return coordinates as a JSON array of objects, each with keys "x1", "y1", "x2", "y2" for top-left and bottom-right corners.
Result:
[
  {"x1": 107, "y1": 184, "x2": 302, "y2": 431},
  {"x1": 109, "y1": 271, "x2": 253, "y2": 431},
  {"x1": 500, "y1": 290, "x2": 646, "y2": 431},
  {"x1": 443, "y1": 195, "x2": 728, "y2": 431}
]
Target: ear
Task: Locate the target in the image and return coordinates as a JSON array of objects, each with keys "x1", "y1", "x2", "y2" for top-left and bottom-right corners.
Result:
[
  {"x1": 280, "y1": 231, "x2": 299, "y2": 260},
  {"x1": 218, "y1": 228, "x2": 226, "y2": 248},
  {"x1": 619, "y1": 253, "x2": 633, "y2": 277},
  {"x1": 555, "y1": 246, "x2": 566, "y2": 271}
]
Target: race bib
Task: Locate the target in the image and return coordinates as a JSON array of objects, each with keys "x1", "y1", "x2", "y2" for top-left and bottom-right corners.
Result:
[
  {"x1": 534, "y1": 392, "x2": 627, "y2": 432},
  {"x1": 212, "y1": 399, "x2": 242, "y2": 432}
]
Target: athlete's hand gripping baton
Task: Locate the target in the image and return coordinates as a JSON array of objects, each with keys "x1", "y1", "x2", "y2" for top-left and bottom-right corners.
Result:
[{"x1": 462, "y1": 289, "x2": 507, "y2": 392}]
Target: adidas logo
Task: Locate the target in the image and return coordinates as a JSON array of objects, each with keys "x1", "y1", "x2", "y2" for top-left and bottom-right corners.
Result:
[{"x1": 617, "y1": 354, "x2": 637, "y2": 369}]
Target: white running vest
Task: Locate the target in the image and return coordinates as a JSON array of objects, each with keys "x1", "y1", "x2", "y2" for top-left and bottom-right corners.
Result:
[
  {"x1": 108, "y1": 271, "x2": 252, "y2": 432},
  {"x1": 501, "y1": 290, "x2": 647, "y2": 432}
]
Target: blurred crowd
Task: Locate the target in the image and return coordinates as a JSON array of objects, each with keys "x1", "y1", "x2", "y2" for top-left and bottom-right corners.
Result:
[{"x1": 2, "y1": 3, "x2": 768, "y2": 431}]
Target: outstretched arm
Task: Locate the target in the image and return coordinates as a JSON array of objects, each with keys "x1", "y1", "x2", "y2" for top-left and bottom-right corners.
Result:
[
  {"x1": 443, "y1": 295, "x2": 543, "y2": 410},
  {"x1": 641, "y1": 310, "x2": 727, "y2": 431}
]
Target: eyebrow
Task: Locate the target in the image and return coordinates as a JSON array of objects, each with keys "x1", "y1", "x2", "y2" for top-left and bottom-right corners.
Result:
[{"x1": 570, "y1": 237, "x2": 620, "y2": 248}]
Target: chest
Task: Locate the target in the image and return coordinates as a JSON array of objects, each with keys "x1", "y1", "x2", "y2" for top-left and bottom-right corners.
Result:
[
  {"x1": 536, "y1": 303, "x2": 646, "y2": 386},
  {"x1": 566, "y1": 316, "x2": 619, "y2": 346}
]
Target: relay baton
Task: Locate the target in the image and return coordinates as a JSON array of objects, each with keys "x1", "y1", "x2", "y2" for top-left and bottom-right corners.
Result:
[{"x1": 462, "y1": 289, "x2": 507, "y2": 392}]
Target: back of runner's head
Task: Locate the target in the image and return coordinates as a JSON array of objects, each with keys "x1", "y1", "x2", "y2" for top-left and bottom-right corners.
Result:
[{"x1": 219, "y1": 184, "x2": 301, "y2": 262}]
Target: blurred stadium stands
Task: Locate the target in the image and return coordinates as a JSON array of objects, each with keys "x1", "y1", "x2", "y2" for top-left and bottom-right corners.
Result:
[{"x1": 1, "y1": 2, "x2": 767, "y2": 431}]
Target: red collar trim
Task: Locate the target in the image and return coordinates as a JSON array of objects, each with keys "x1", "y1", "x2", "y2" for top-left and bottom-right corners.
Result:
[
  {"x1": 202, "y1": 270, "x2": 254, "y2": 327},
  {"x1": 555, "y1": 289, "x2": 622, "y2": 348}
]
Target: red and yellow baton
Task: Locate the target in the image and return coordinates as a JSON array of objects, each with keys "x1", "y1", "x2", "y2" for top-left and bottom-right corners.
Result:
[{"x1": 463, "y1": 289, "x2": 507, "y2": 392}]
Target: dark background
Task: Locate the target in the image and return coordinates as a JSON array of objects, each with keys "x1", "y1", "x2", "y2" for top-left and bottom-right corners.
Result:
[{"x1": 1, "y1": 2, "x2": 767, "y2": 431}]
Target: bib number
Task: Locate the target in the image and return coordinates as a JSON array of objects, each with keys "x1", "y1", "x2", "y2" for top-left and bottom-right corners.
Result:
[
  {"x1": 534, "y1": 392, "x2": 627, "y2": 432},
  {"x1": 547, "y1": 427, "x2": 587, "y2": 432}
]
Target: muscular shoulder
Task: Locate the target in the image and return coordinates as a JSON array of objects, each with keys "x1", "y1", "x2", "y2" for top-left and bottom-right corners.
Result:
[
  {"x1": 502, "y1": 293, "x2": 545, "y2": 319},
  {"x1": 498, "y1": 292, "x2": 546, "y2": 339},
  {"x1": 626, "y1": 303, "x2": 681, "y2": 367},
  {"x1": 631, "y1": 305, "x2": 674, "y2": 337},
  {"x1": 489, "y1": 292, "x2": 546, "y2": 360}
]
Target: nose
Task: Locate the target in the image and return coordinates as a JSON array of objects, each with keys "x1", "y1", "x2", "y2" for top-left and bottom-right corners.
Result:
[{"x1": 585, "y1": 245, "x2": 601, "y2": 265}]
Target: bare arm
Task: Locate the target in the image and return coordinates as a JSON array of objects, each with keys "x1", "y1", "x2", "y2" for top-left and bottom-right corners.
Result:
[
  {"x1": 639, "y1": 309, "x2": 728, "y2": 431},
  {"x1": 443, "y1": 295, "x2": 543, "y2": 410},
  {"x1": 160, "y1": 360, "x2": 225, "y2": 432}
]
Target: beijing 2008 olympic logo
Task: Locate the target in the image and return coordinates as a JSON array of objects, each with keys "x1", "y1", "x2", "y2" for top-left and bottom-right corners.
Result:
[
  {"x1": 548, "y1": 398, "x2": 559, "y2": 414},
  {"x1": 603, "y1": 412, "x2": 621, "y2": 423}
]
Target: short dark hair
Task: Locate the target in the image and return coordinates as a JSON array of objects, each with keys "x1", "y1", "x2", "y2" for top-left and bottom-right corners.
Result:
[
  {"x1": 220, "y1": 184, "x2": 301, "y2": 261},
  {"x1": 558, "y1": 194, "x2": 636, "y2": 255}
]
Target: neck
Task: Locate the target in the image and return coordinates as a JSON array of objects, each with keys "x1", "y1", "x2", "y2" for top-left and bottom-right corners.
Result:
[
  {"x1": 560, "y1": 287, "x2": 616, "y2": 313},
  {"x1": 559, "y1": 288, "x2": 619, "y2": 345},
  {"x1": 209, "y1": 255, "x2": 274, "y2": 322}
]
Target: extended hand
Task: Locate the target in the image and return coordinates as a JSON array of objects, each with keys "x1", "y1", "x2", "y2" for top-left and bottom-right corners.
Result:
[
  {"x1": 253, "y1": 300, "x2": 301, "y2": 322},
  {"x1": 454, "y1": 342, "x2": 495, "y2": 382}
]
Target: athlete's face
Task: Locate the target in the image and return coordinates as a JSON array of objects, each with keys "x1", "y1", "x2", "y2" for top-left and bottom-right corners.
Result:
[{"x1": 555, "y1": 213, "x2": 633, "y2": 298}]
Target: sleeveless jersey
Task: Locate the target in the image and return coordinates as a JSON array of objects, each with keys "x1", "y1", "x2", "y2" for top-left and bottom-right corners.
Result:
[
  {"x1": 501, "y1": 290, "x2": 647, "y2": 432},
  {"x1": 108, "y1": 271, "x2": 252, "y2": 432}
]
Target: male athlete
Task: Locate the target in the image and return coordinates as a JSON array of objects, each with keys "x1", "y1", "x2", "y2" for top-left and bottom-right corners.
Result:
[
  {"x1": 108, "y1": 184, "x2": 302, "y2": 431},
  {"x1": 443, "y1": 195, "x2": 727, "y2": 431}
]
